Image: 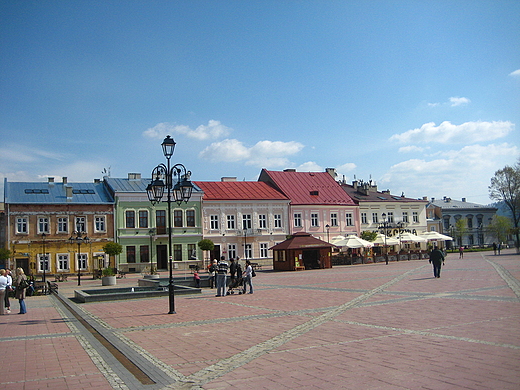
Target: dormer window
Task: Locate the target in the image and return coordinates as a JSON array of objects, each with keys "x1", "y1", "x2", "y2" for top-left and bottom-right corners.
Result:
[{"x1": 310, "y1": 190, "x2": 319, "y2": 196}]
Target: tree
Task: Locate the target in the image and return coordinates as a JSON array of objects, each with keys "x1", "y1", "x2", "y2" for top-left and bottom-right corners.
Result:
[
  {"x1": 454, "y1": 218, "x2": 467, "y2": 247},
  {"x1": 488, "y1": 215, "x2": 513, "y2": 245},
  {"x1": 102, "y1": 242, "x2": 123, "y2": 269},
  {"x1": 489, "y1": 159, "x2": 520, "y2": 251},
  {"x1": 198, "y1": 239, "x2": 215, "y2": 268},
  {"x1": 0, "y1": 248, "x2": 12, "y2": 266},
  {"x1": 360, "y1": 230, "x2": 378, "y2": 242}
]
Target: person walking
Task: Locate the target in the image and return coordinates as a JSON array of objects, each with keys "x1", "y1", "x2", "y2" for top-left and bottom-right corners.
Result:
[
  {"x1": 229, "y1": 258, "x2": 237, "y2": 285},
  {"x1": 429, "y1": 246, "x2": 445, "y2": 278},
  {"x1": 4, "y1": 269, "x2": 12, "y2": 314},
  {"x1": 14, "y1": 268, "x2": 28, "y2": 314},
  {"x1": 493, "y1": 242, "x2": 497, "y2": 255},
  {"x1": 459, "y1": 246, "x2": 464, "y2": 258},
  {"x1": 242, "y1": 260, "x2": 254, "y2": 294},
  {"x1": 215, "y1": 256, "x2": 229, "y2": 297},
  {"x1": 0, "y1": 270, "x2": 8, "y2": 315},
  {"x1": 208, "y1": 260, "x2": 217, "y2": 289}
]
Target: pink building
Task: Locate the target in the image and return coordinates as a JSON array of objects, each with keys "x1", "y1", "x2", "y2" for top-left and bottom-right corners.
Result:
[{"x1": 258, "y1": 169, "x2": 359, "y2": 242}]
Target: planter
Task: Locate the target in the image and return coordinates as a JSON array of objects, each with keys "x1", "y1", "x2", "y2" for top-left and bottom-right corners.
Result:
[{"x1": 101, "y1": 275, "x2": 117, "y2": 286}]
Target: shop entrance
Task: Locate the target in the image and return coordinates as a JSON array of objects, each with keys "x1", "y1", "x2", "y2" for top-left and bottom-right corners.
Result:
[{"x1": 157, "y1": 245, "x2": 167, "y2": 270}]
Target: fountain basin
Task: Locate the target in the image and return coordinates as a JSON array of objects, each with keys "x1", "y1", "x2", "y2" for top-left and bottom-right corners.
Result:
[{"x1": 74, "y1": 285, "x2": 201, "y2": 303}]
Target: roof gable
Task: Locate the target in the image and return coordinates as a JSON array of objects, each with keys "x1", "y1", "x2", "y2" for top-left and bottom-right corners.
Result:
[{"x1": 258, "y1": 169, "x2": 356, "y2": 206}]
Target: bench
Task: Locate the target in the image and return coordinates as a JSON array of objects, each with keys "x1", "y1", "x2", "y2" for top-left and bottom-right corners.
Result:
[
  {"x1": 117, "y1": 270, "x2": 127, "y2": 279},
  {"x1": 53, "y1": 274, "x2": 68, "y2": 282},
  {"x1": 251, "y1": 263, "x2": 262, "y2": 270},
  {"x1": 294, "y1": 266, "x2": 305, "y2": 271}
]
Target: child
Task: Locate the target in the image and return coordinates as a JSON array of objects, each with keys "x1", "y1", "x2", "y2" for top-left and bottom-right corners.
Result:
[{"x1": 193, "y1": 270, "x2": 201, "y2": 288}]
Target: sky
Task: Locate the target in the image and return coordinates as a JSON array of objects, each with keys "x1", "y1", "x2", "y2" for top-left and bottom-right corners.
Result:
[{"x1": 1, "y1": 0, "x2": 519, "y2": 205}]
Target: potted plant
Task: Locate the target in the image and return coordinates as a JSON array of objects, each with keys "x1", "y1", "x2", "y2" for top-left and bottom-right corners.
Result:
[{"x1": 101, "y1": 267, "x2": 117, "y2": 286}]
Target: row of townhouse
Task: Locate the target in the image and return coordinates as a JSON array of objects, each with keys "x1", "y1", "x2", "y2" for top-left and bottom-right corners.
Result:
[{"x1": 1, "y1": 168, "x2": 438, "y2": 277}]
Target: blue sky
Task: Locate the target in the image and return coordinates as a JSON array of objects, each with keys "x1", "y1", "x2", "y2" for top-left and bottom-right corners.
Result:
[{"x1": 1, "y1": 1, "x2": 519, "y2": 205}]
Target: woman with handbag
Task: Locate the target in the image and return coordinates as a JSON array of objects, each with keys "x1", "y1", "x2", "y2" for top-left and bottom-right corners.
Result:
[{"x1": 14, "y1": 268, "x2": 28, "y2": 314}]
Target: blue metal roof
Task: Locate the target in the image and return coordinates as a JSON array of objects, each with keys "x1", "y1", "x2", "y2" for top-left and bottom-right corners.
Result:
[
  {"x1": 4, "y1": 180, "x2": 114, "y2": 204},
  {"x1": 104, "y1": 177, "x2": 203, "y2": 194}
]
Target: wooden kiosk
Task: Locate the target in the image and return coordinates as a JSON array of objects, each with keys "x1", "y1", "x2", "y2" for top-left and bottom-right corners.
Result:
[{"x1": 270, "y1": 232, "x2": 334, "y2": 271}]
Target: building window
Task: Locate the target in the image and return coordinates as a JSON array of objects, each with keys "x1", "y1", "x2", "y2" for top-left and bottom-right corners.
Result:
[
  {"x1": 38, "y1": 253, "x2": 50, "y2": 273},
  {"x1": 57, "y1": 217, "x2": 68, "y2": 234},
  {"x1": 274, "y1": 214, "x2": 282, "y2": 228},
  {"x1": 227, "y1": 215, "x2": 236, "y2": 229},
  {"x1": 311, "y1": 213, "x2": 319, "y2": 227},
  {"x1": 412, "y1": 212, "x2": 418, "y2": 223},
  {"x1": 242, "y1": 214, "x2": 252, "y2": 230},
  {"x1": 372, "y1": 213, "x2": 378, "y2": 224},
  {"x1": 188, "y1": 244, "x2": 197, "y2": 259},
  {"x1": 38, "y1": 217, "x2": 50, "y2": 234},
  {"x1": 361, "y1": 213, "x2": 367, "y2": 224},
  {"x1": 228, "y1": 244, "x2": 237, "y2": 259},
  {"x1": 294, "y1": 213, "x2": 302, "y2": 228},
  {"x1": 76, "y1": 216, "x2": 86, "y2": 232},
  {"x1": 330, "y1": 213, "x2": 338, "y2": 226},
  {"x1": 15, "y1": 217, "x2": 27, "y2": 234},
  {"x1": 76, "y1": 253, "x2": 88, "y2": 270},
  {"x1": 57, "y1": 254, "x2": 69, "y2": 271},
  {"x1": 467, "y1": 216, "x2": 473, "y2": 229},
  {"x1": 125, "y1": 211, "x2": 135, "y2": 228},
  {"x1": 244, "y1": 243, "x2": 252, "y2": 259},
  {"x1": 139, "y1": 210, "x2": 148, "y2": 228},
  {"x1": 387, "y1": 212, "x2": 394, "y2": 223},
  {"x1": 402, "y1": 212, "x2": 409, "y2": 223},
  {"x1": 259, "y1": 214, "x2": 267, "y2": 229},
  {"x1": 140, "y1": 245, "x2": 149, "y2": 263},
  {"x1": 260, "y1": 243, "x2": 268, "y2": 258},
  {"x1": 174, "y1": 244, "x2": 182, "y2": 261},
  {"x1": 345, "y1": 213, "x2": 353, "y2": 226},
  {"x1": 444, "y1": 217, "x2": 450, "y2": 230},
  {"x1": 210, "y1": 215, "x2": 219, "y2": 230},
  {"x1": 94, "y1": 216, "x2": 106, "y2": 232},
  {"x1": 186, "y1": 210, "x2": 195, "y2": 227},
  {"x1": 468, "y1": 235, "x2": 474, "y2": 245},
  {"x1": 174, "y1": 210, "x2": 183, "y2": 227},
  {"x1": 127, "y1": 246, "x2": 136, "y2": 263},
  {"x1": 156, "y1": 210, "x2": 166, "y2": 234}
]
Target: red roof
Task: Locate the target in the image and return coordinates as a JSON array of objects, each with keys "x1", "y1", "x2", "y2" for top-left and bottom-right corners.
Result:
[
  {"x1": 270, "y1": 232, "x2": 335, "y2": 250},
  {"x1": 258, "y1": 169, "x2": 356, "y2": 206},
  {"x1": 194, "y1": 181, "x2": 289, "y2": 201}
]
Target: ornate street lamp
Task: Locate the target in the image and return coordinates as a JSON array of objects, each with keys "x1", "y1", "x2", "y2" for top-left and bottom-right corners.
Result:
[
  {"x1": 69, "y1": 231, "x2": 90, "y2": 286},
  {"x1": 147, "y1": 135, "x2": 194, "y2": 314},
  {"x1": 379, "y1": 213, "x2": 391, "y2": 265},
  {"x1": 325, "y1": 224, "x2": 330, "y2": 243},
  {"x1": 41, "y1": 233, "x2": 48, "y2": 294}
]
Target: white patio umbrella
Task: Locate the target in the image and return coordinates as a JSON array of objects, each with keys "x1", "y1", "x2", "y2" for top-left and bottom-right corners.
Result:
[
  {"x1": 419, "y1": 231, "x2": 453, "y2": 241},
  {"x1": 396, "y1": 232, "x2": 427, "y2": 243},
  {"x1": 334, "y1": 235, "x2": 374, "y2": 249},
  {"x1": 372, "y1": 233, "x2": 400, "y2": 246}
]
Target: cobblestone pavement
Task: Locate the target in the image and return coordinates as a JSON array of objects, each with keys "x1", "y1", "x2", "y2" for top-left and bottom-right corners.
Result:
[{"x1": 1, "y1": 249, "x2": 519, "y2": 389}]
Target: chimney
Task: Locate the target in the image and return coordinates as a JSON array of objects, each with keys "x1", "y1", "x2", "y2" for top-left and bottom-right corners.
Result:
[
  {"x1": 48, "y1": 177, "x2": 55, "y2": 185},
  {"x1": 221, "y1": 177, "x2": 237, "y2": 182},
  {"x1": 62, "y1": 177, "x2": 67, "y2": 184},
  {"x1": 128, "y1": 173, "x2": 141, "y2": 180},
  {"x1": 94, "y1": 178, "x2": 100, "y2": 184},
  {"x1": 352, "y1": 180, "x2": 358, "y2": 190},
  {"x1": 422, "y1": 196, "x2": 428, "y2": 201},
  {"x1": 462, "y1": 198, "x2": 466, "y2": 202},
  {"x1": 283, "y1": 168, "x2": 296, "y2": 172},
  {"x1": 66, "y1": 186, "x2": 73, "y2": 199},
  {"x1": 325, "y1": 168, "x2": 337, "y2": 178}
]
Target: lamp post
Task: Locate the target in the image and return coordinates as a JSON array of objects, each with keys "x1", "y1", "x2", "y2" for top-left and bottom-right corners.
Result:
[
  {"x1": 379, "y1": 213, "x2": 390, "y2": 265},
  {"x1": 69, "y1": 231, "x2": 90, "y2": 286},
  {"x1": 325, "y1": 224, "x2": 330, "y2": 243},
  {"x1": 147, "y1": 135, "x2": 194, "y2": 314}
]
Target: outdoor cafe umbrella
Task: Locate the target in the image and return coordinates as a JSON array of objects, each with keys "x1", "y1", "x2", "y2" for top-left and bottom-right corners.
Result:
[
  {"x1": 419, "y1": 231, "x2": 454, "y2": 241},
  {"x1": 396, "y1": 232, "x2": 427, "y2": 243},
  {"x1": 333, "y1": 235, "x2": 374, "y2": 249},
  {"x1": 372, "y1": 233, "x2": 400, "y2": 246}
]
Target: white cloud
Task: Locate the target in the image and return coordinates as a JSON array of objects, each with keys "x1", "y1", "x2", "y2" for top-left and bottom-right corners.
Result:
[
  {"x1": 143, "y1": 120, "x2": 232, "y2": 141},
  {"x1": 295, "y1": 161, "x2": 323, "y2": 172},
  {"x1": 199, "y1": 139, "x2": 304, "y2": 168},
  {"x1": 390, "y1": 120, "x2": 514, "y2": 144},
  {"x1": 398, "y1": 145, "x2": 427, "y2": 153},
  {"x1": 337, "y1": 163, "x2": 356, "y2": 172},
  {"x1": 449, "y1": 96, "x2": 471, "y2": 106},
  {"x1": 509, "y1": 69, "x2": 520, "y2": 77},
  {"x1": 380, "y1": 143, "x2": 519, "y2": 202}
]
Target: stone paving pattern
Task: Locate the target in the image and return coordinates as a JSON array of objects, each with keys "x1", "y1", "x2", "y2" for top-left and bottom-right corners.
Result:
[{"x1": 1, "y1": 249, "x2": 519, "y2": 389}]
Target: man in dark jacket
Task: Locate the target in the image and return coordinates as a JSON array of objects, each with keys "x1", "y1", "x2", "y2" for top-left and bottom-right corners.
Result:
[{"x1": 429, "y1": 246, "x2": 445, "y2": 278}]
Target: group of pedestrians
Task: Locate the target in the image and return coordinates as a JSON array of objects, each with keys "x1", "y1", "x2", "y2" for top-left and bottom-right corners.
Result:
[
  {"x1": 0, "y1": 268, "x2": 28, "y2": 315},
  {"x1": 208, "y1": 256, "x2": 254, "y2": 297}
]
